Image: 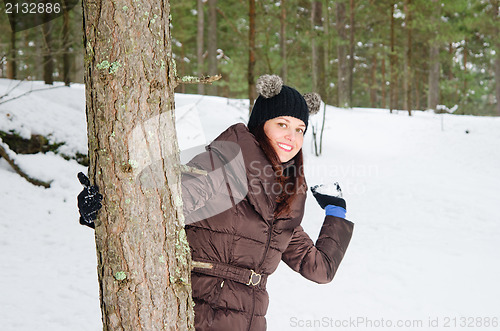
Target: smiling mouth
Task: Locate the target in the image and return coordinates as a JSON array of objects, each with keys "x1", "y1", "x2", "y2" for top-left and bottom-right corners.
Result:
[{"x1": 278, "y1": 143, "x2": 293, "y2": 152}]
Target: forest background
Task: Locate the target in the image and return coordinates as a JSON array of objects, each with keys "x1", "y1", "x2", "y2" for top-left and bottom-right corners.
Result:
[{"x1": 0, "y1": 0, "x2": 499, "y2": 116}]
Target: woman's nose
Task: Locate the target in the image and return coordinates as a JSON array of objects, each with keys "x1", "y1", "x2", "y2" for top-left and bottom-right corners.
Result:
[{"x1": 284, "y1": 129, "x2": 295, "y2": 141}]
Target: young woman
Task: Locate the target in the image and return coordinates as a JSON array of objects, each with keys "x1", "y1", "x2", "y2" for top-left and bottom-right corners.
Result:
[{"x1": 78, "y1": 75, "x2": 354, "y2": 331}]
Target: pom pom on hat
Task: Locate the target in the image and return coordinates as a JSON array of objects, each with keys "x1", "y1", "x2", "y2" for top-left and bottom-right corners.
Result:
[
  {"x1": 256, "y1": 74, "x2": 283, "y2": 98},
  {"x1": 303, "y1": 92, "x2": 322, "y2": 115}
]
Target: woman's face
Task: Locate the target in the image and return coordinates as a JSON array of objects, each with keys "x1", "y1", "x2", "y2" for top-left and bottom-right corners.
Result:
[{"x1": 263, "y1": 116, "x2": 305, "y2": 163}]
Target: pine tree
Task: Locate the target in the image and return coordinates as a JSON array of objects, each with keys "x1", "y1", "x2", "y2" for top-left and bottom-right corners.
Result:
[{"x1": 82, "y1": 0, "x2": 195, "y2": 329}]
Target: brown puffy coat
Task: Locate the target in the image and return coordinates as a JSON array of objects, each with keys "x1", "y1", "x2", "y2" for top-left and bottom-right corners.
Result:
[{"x1": 182, "y1": 123, "x2": 354, "y2": 331}]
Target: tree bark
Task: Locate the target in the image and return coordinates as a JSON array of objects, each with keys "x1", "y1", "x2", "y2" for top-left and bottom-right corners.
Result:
[
  {"x1": 207, "y1": 0, "x2": 218, "y2": 96},
  {"x1": 82, "y1": 0, "x2": 195, "y2": 329},
  {"x1": 197, "y1": 0, "x2": 205, "y2": 95},
  {"x1": 248, "y1": 0, "x2": 256, "y2": 113},
  {"x1": 312, "y1": 1, "x2": 325, "y2": 97},
  {"x1": 336, "y1": 1, "x2": 349, "y2": 107},
  {"x1": 405, "y1": 0, "x2": 412, "y2": 116},
  {"x1": 280, "y1": 0, "x2": 287, "y2": 83}
]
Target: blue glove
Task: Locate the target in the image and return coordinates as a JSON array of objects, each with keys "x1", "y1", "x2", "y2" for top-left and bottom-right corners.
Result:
[{"x1": 311, "y1": 183, "x2": 347, "y2": 218}]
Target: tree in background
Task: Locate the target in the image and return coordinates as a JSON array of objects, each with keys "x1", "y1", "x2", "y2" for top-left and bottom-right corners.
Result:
[
  {"x1": 336, "y1": 0, "x2": 350, "y2": 107},
  {"x1": 62, "y1": 0, "x2": 71, "y2": 86},
  {"x1": 404, "y1": 0, "x2": 412, "y2": 116},
  {"x1": 311, "y1": 1, "x2": 325, "y2": 98},
  {"x1": 197, "y1": 0, "x2": 205, "y2": 95},
  {"x1": 6, "y1": 12, "x2": 17, "y2": 79},
  {"x1": 2, "y1": 0, "x2": 499, "y2": 116},
  {"x1": 427, "y1": 0, "x2": 441, "y2": 111},
  {"x1": 280, "y1": 0, "x2": 287, "y2": 82},
  {"x1": 82, "y1": 0, "x2": 195, "y2": 328},
  {"x1": 494, "y1": 0, "x2": 500, "y2": 116},
  {"x1": 41, "y1": 20, "x2": 54, "y2": 85},
  {"x1": 248, "y1": 0, "x2": 256, "y2": 111},
  {"x1": 207, "y1": 0, "x2": 218, "y2": 95}
]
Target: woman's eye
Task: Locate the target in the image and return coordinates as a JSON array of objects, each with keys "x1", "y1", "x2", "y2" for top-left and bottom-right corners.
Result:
[
  {"x1": 296, "y1": 128, "x2": 304, "y2": 134},
  {"x1": 278, "y1": 123, "x2": 286, "y2": 128}
]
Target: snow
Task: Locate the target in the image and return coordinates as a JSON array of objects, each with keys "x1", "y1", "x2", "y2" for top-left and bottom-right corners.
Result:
[
  {"x1": 1, "y1": 79, "x2": 500, "y2": 330},
  {"x1": 311, "y1": 182, "x2": 343, "y2": 198}
]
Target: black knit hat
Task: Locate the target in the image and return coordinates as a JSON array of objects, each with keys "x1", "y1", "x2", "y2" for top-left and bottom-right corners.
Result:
[{"x1": 248, "y1": 75, "x2": 321, "y2": 133}]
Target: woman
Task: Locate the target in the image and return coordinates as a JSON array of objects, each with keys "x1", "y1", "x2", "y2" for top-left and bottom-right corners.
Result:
[{"x1": 78, "y1": 75, "x2": 354, "y2": 331}]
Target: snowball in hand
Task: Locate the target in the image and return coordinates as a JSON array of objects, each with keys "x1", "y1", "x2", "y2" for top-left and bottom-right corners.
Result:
[{"x1": 313, "y1": 182, "x2": 343, "y2": 198}]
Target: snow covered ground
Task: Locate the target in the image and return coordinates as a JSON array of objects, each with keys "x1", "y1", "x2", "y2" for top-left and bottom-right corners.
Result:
[{"x1": 1, "y1": 79, "x2": 500, "y2": 330}]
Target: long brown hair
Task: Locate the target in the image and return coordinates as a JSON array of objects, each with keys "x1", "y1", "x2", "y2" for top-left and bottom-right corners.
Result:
[{"x1": 251, "y1": 124, "x2": 306, "y2": 218}]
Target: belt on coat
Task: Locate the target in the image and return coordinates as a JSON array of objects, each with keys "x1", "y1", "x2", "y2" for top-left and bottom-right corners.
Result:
[{"x1": 191, "y1": 259, "x2": 268, "y2": 289}]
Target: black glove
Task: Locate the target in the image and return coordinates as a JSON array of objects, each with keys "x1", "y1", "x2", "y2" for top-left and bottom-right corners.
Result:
[
  {"x1": 311, "y1": 183, "x2": 346, "y2": 210},
  {"x1": 77, "y1": 172, "x2": 103, "y2": 229}
]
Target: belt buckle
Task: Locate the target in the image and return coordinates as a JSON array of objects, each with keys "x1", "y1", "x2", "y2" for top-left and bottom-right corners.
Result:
[{"x1": 246, "y1": 270, "x2": 262, "y2": 286}]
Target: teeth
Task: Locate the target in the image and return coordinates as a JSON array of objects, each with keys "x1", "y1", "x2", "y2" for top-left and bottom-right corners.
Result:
[{"x1": 278, "y1": 143, "x2": 292, "y2": 151}]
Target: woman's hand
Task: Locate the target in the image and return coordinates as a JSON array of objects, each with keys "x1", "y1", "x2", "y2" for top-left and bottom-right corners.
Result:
[
  {"x1": 77, "y1": 172, "x2": 103, "y2": 229},
  {"x1": 311, "y1": 183, "x2": 347, "y2": 218}
]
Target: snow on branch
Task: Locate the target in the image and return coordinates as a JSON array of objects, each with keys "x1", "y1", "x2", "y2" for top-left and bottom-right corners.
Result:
[
  {"x1": 0, "y1": 139, "x2": 52, "y2": 188},
  {"x1": 176, "y1": 74, "x2": 222, "y2": 87}
]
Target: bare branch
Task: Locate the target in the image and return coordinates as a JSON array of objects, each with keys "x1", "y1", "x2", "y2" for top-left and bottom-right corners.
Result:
[
  {"x1": 0, "y1": 85, "x2": 67, "y2": 106},
  {"x1": 176, "y1": 74, "x2": 222, "y2": 86},
  {"x1": 0, "y1": 79, "x2": 25, "y2": 101},
  {"x1": 0, "y1": 140, "x2": 52, "y2": 188}
]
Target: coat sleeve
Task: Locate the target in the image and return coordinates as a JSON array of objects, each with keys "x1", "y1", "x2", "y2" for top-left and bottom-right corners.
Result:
[
  {"x1": 281, "y1": 216, "x2": 354, "y2": 284},
  {"x1": 181, "y1": 147, "x2": 226, "y2": 216},
  {"x1": 181, "y1": 143, "x2": 247, "y2": 224}
]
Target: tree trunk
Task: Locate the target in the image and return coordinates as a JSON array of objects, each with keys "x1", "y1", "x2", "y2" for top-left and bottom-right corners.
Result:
[
  {"x1": 323, "y1": 2, "x2": 332, "y2": 104},
  {"x1": 405, "y1": 0, "x2": 412, "y2": 116},
  {"x1": 448, "y1": 43, "x2": 454, "y2": 81},
  {"x1": 280, "y1": 0, "x2": 287, "y2": 83},
  {"x1": 207, "y1": 0, "x2": 218, "y2": 96},
  {"x1": 463, "y1": 39, "x2": 467, "y2": 94},
  {"x1": 428, "y1": 43, "x2": 440, "y2": 110},
  {"x1": 389, "y1": 2, "x2": 396, "y2": 113},
  {"x1": 427, "y1": 0, "x2": 440, "y2": 111},
  {"x1": 248, "y1": 0, "x2": 256, "y2": 113},
  {"x1": 370, "y1": 54, "x2": 376, "y2": 108},
  {"x1": 82, "y1": 0, "x2": 195, "y2": 329},
  {"x1": 415, "y1": 71, "x2": 421, "y2": 110},
  {"x1": 42, "y1": 19, "x2": 54, "y2": 85},
  {"x1": 494, "y1": 0, "x2": 500, "y2": 116},
  {"x1": 7, "y1": 12, "x2": 17, "y2": 80},
  {"x1": 336, "y1": 1, "x2": 349, "y2": 107},
  {"x1": 312, "y1": 1, "x2": 325, "y2": 98},
  {"x1": 381, "y1": 56, "x2": 386, "y2": 109},
  {"x1": 496, "y1": 48, "x2": 500, "y2": 116},
  {"x1": 348, "y1": 0, "x2": 355, "y2": 106},
  {"x1": 197, "y1": 0, "x2": 205, "y2": 95},
  {"x1": 62, "y1": 0, "x2": 71, "y2": 86}
]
